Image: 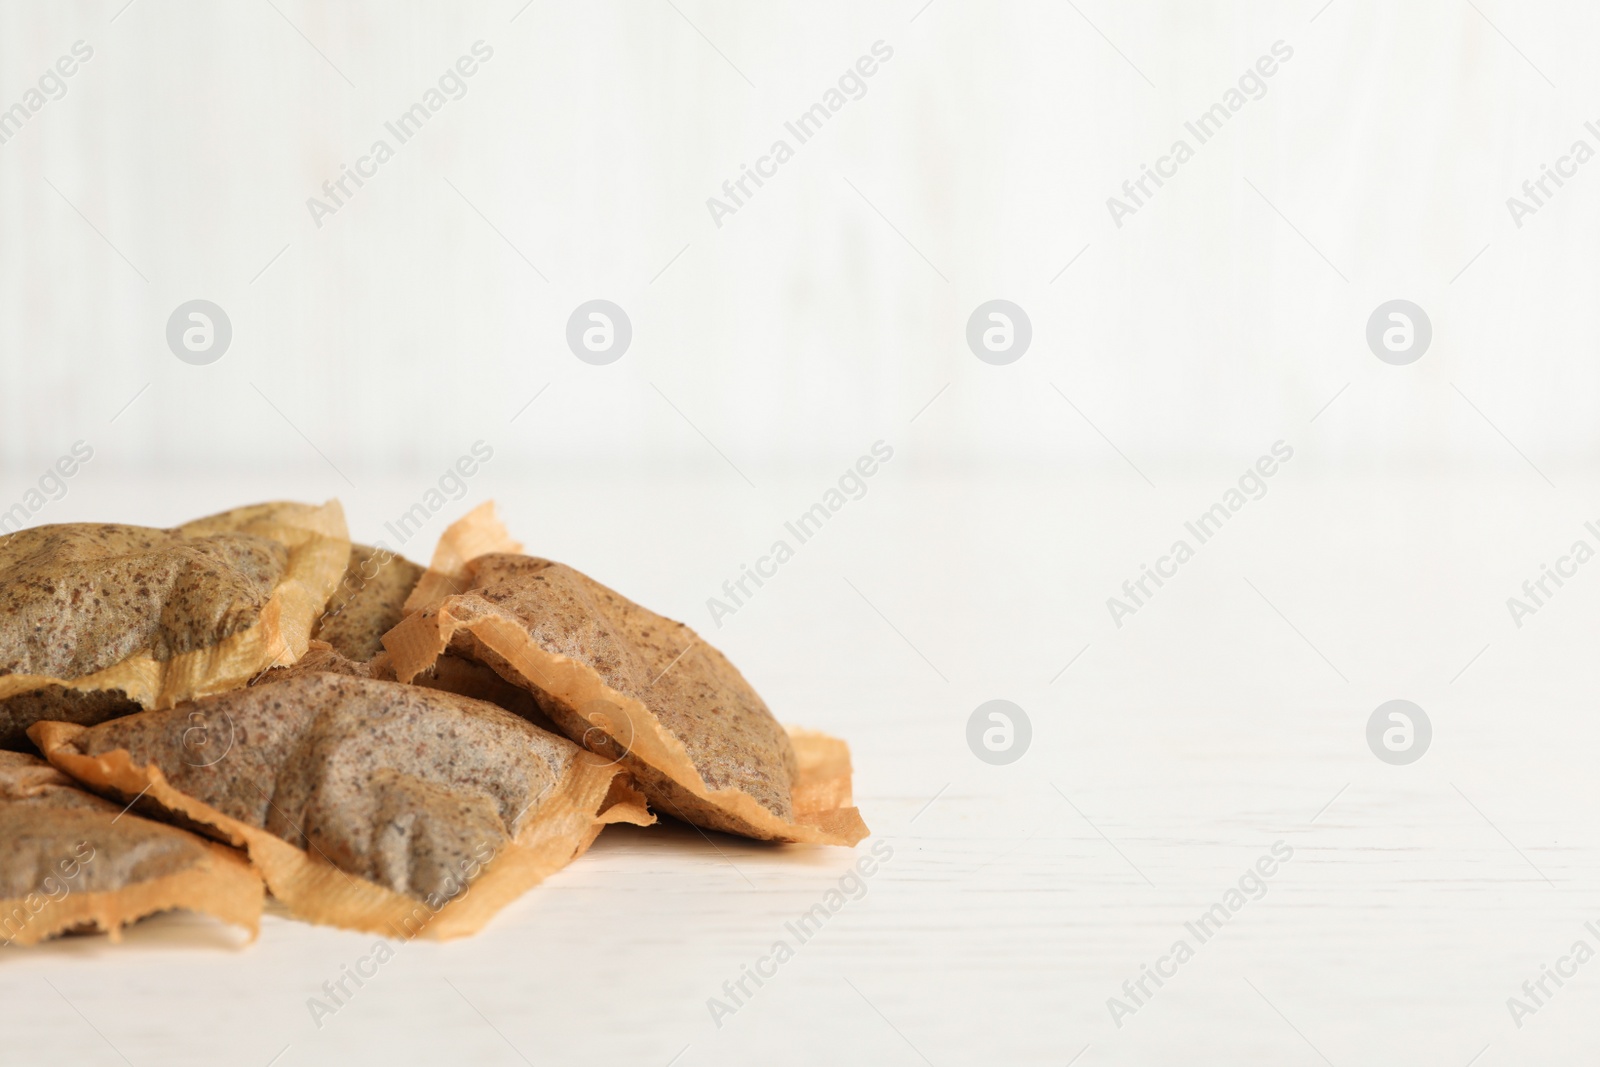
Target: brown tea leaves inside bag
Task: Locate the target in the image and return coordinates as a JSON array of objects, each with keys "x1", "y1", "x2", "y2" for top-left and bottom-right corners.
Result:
[
  {"x1": 30, "y1": 671, "x2": 651, "y2": 938},
  {"x1": 0, "y1": 500, "x2": 350, "y2": 746},
  {"x1": 313, "y1": 544, "x2": 424, "y2": 663},
  {"x1": 0, "y1": 751, "x2": 261, "y2": 946},
  {"x1": 385, "y1": 551, "x2": 868, "y2": 846}
]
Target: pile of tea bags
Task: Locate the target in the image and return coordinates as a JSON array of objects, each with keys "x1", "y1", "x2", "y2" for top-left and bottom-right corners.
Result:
[{"x1": 1, "y1": 501, "x2": 867, "y2": 945}]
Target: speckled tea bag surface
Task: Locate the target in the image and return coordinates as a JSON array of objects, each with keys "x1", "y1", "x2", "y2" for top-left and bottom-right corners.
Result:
[
  {"x1": 383, "y1": 510, "x2": 866, "y2": 846},
  {"x1": 30, "y1": 670, "x2": 650, "y2": 938},
  {"x1": 312, "y1": 544, "x2": 424, "y2": 664},
  {"x1": 0, "y1": 501, "x2": 349, "y2": 747},
  {"x1": 0, "y1": 750, "x2": 260, "y2": 945}
]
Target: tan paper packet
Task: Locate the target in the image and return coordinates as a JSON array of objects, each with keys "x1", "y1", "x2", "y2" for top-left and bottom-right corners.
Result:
[
  {"x1": 0, "y1": 500, "x2": 350, "y2": 746},
  {"x1": 0, "y1": 751, "x2": 261, "y2": 945},
  {"x1": 30, "y1": 671, "x2": 651, "y2": 939},
  {"x1": 382, "y1": 507, "x2": 866, "y2": 846}
]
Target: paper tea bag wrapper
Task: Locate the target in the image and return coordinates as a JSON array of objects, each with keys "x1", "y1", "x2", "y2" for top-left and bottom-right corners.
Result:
[
  {"x1": 30, "y1": 670, "x2": 652, "y2": 939},
  {"x1": 0, "y1": 500, "x2": 350, "y2": 746},
  {"x1": 383, "y1": 506, "x2": 868, "y2": 846},
  {"x1": 0, "y1": 751, "x2": 261, "y2": 945}
]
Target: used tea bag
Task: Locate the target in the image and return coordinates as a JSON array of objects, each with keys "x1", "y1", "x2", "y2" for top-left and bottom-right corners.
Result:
[
  {"x1": 383, "y1": 509, "x2": 866, "y2": 846},
  {"x1": 0, "y1": 751, "x2": 261, "y2": 946},
  {"x1": 30, "y1": 670, "x2": 651, "y2": 939},
  {"x1": 0, "y1": 500, "x2": 349, "y2": 747},
  {"x1": 312, "y1": 544, "x2": 424, "y2": 664}
]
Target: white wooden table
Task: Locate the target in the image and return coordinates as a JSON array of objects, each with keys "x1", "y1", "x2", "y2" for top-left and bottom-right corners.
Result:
[{"x1": 4, "y1": 468, "x2": 1596, "y2": 1066}]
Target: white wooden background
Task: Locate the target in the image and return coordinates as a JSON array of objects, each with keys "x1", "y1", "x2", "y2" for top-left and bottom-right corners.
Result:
[
  {"x1": 3, "y1": 0, "x2": 1599, "y2": 476},
  {"x1": 4, "y1": 0, "x2": 1600, "y2": 1063}
]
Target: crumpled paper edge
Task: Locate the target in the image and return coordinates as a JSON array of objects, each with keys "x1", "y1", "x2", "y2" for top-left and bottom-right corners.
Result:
[
  {"x1": 0, "y1": 837, "x2": 262, "y2": 947},
  {"x1": 401, "y1": 501, "x2": 522, "y2": 617}
]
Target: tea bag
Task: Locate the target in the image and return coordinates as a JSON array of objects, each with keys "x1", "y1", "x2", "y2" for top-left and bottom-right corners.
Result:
[
  {"x1": 312, "y1": 544, "x2": 424, "y2": 664},
  {"x1": 347, "y1": 507, "x2": 531, "y2": 704},
  {"x1": 0, "y1": 500, "x2": 350, "y2": 747},
  {"x1": 30, "y1": 670, "x2": 651, "y2": 939},
  {"x1": 0, "y1": 751, "x2": 261, "y2": 946},
  {"x1": 383, "y1": 514, "x2": 866, "y2": 845}
]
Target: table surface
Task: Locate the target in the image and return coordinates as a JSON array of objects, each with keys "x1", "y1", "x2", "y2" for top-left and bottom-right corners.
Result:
[{"x1": 4, "y1": 468, "x2": 1598, "y2": 1067}]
